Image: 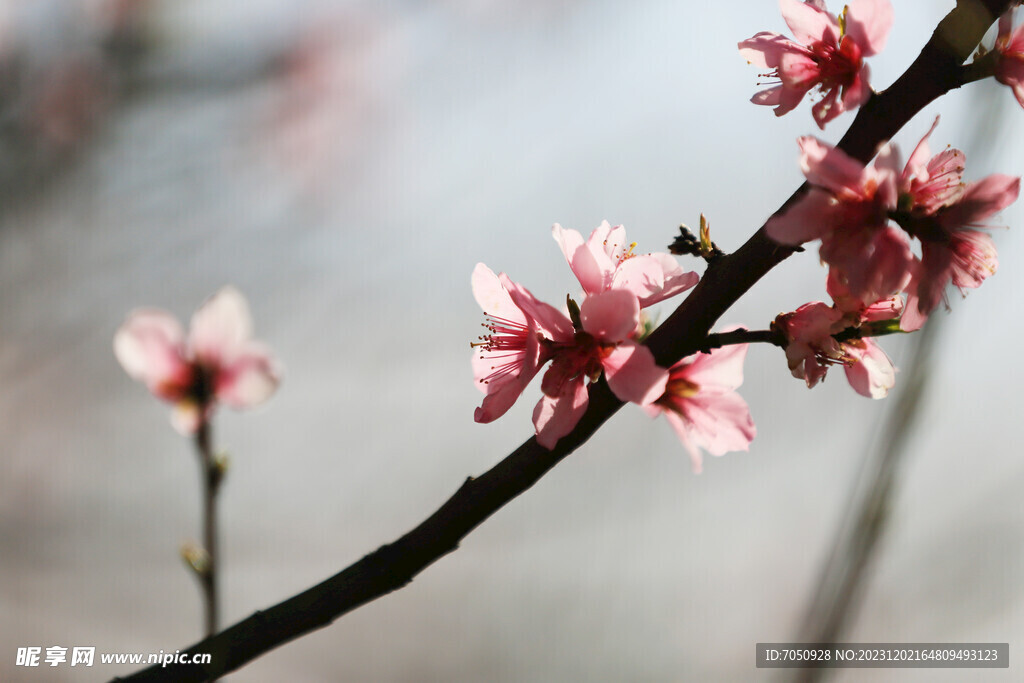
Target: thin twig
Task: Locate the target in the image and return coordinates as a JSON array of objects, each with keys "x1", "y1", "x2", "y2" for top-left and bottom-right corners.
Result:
[
  {"x1": 195, "y1": 420, "x2": 222, "y2": 639},
  {"x1": 115, "y1": 1, "x2": 1014, "y2": 680}
]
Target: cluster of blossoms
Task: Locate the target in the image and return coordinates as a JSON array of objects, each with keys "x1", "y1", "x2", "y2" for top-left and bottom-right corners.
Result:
[
  {"x1": 738, "y1": 1, "x2": 1021, "y2": 398},
  {"x1": 114, "y1": 287, "x2": 281, "y2": 434},
  {"x1": 472, "y1": 222, "x2": 755, "y2": 471},
  {"x1": 468, "y1": 1, "x2": 1023, "y2": 467},
  {"x1": 765, "y1": 118, "x2": 1019, "y2": 391}
]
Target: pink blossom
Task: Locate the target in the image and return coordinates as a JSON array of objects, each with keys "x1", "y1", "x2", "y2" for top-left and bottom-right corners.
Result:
[
  {"x1": 899, "y1": 176, "x2": 1020, "y2": 330},
  {"x1": 826, "y1": 268, "x2": 903, "y2": 324},
  {"x1": 511, "y1": 287, "x2": 669, "y2": 450},
  {"x1": 471, "y1": 263, "x2": 571, "y2": 424},
  {"x1": 767, "y1": 136, "x2": 914, "y2": 302},
  {"x1": 774, "y1": 301, "x2": 845, "y2": 390},
  {"x1": 645, "y1": 344, "x2": 755, "y2": 473},
  {"x1": 472, "y1": 263, "x2": 669, "y2": 449},
  {"x1": 774, "y1": 297, "x2": 896, "y2": 399},
  {"x1": 738, "y1": 0, "x2": 893, "y2": 129},
  {"x1": 898, "y1": 116, "x2": 965, "y2": 214},
  {"x1": 114, "y1": 287, "x2": 281, "y2": 434},
  {"x1": 552, "y1": 221, "x2": 698, "y2": 308},
  {"x1": 892, "y1": 119, "x2": 1020, "y2": 329},
  {"x1": 996, "y1": 10, "x2": 1024, "y2": 109}
]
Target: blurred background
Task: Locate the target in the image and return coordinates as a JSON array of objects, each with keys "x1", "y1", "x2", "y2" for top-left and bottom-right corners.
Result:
[{"x1": 2, "y1": 0, "x2": 1023, "y2": 680}]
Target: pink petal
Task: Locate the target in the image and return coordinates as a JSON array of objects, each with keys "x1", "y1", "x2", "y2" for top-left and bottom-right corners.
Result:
[
  {"x1": 765, "y1": 188, "x2": 838, "y2": 245},
  {"x1": 839, "y1": 68, "x2": 872, "y2": 111},
  {"x1": 739, "y1": 32, "x2": 803, "y2": 68},
  {"x1": 942, "y1": 174, "x2": 1020, "y2": 227},
  {"x1": 189, "y1": 286, "x2": 253, "y2": 365},
  {"x1": 844, "y1": 0, "x2": 893, "y2": 56},
  {"x1": 677, "y1": 391, "x2": 756, "y2": 457},
  {"x1": 662, "y1": 411, "x2": 705, "y2": 473},
  {"x1": 949, "y1": 230, "x2": 998, "y2": 289},
  {"x1": 580, "y1": 289, "x2": 640, "y2": 343},
  {"x1": 601, "y1": 341, "x2": 668, "y2": 406},
  {"x1": 899, "y1": 290, "x2": 928, "y2": 332},
  {"x1": 869, "y1": 145, "x2": 901, "y2": 209},
  {"x1": 472, "y1": 263, "x2": 525, "y2": 325},
  {"x1": 114, "y1": 309, "x2": 190, "y2": 396},
  {"x1": 473, "y1": 329, "x2": 543, "y2": 422},
  {"x1": 843, "y1": 338, "x2": 895, "y2": 398},
  {"x1": 533, "y1": 378, "x2": 589, "y2": 450},
  {"x1": 911, "y1": 242, "x2": 954, "y2": 317},
  {"x1": 811, "y1": 86, "x2": 843, "y2": 129},
  {"x1": 751, "y1": 85, "x2": 784, "y2": 106},
  {"x1": 775, "y1": 83, "x2": 809, "y2": 116},
  {"x1": 215, "y1": 342, "x2": 281, "y2": 408},
  {"x1": 552, "y1": 224, "x2": 607, "y2": 296},
  {"x1": 798, "y1": 136, "x2": 869, "y2": 199},
  {"x1": 780, "y1": 0, "x2": 840, "y2": 46},
  {"x1": 610, "y1": 253, "x2": 698, "y2": 308},
  {"x1": 504, "y1": 278, "x2": 575, "y2": 342},
  {"x1": 678, "y1": 344, "x2": 748, "y2": 392},
  {"x1": 778, "y1": 51, "x2": 823, "y2": 89},
  {"x1": 902, "y1": 116, "x2": 940, "y2": 187},
  {"x1": 596, "y1": 222, "x2": 630, "y2": 261},
  {"x1": 820, "y1": 225, "x2": 913, "y2": 304},
  {"x1": 475, "y1": 378, "x2": 527, "y2": 423}
]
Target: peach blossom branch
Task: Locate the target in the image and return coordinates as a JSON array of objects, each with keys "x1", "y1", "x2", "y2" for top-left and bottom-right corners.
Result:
[{"x1": 114, "y1": 1, "x2": 1015, "y2": 680}]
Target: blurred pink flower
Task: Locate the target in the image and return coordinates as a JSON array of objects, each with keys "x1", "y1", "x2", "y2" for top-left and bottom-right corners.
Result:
[
  {"x1": 552, "y1": 221, "x2": 698, "y2": 308},
  {"x1": 738, "y1": 0, "x2": 892, "y2": 128},
  {"x1": 114, "y1": 287, "x2": 281, "y2": 434},
  {"x1": 995, "y1": 10, "x2": 1024, "y2": 109},
  {"x1": 646, "y1": 344, "x2": 755, "y2": 473},
  {"x1": 767, "y1": 136, "x2": 914, "y2": 303}
]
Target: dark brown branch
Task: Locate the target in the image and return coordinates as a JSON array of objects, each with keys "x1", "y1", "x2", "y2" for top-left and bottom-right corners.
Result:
[{"x1": 115, "y1": 1, "x2": 1014, "y2": 680}]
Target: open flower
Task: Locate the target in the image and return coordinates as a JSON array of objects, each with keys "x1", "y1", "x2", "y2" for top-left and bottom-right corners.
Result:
[
  {"x1": 114, "y1": 287, "x2": 281, "y2": 434},
  {"x1": 995, "y1": 10, "x2": 1024, "y2": 109},
  {"x1": 472, "y1": 263, "x2": 669, "y2": 449},
  {"x1": 892, "y1": 119, "x2": 1020, "y2": 330},
  {"x1": 552, "y1": 221, "x2": 698, "y2": 308},
  {"x1": 509, "y1": 285, "x2": 669, "y2": 449},
  {"x1": 738, "y1": 0, "x2": 893, "y2": 129},
  {"x1": 646, "y1": 343, "x2": 755, "y2": 473},
  {"x1": 774, "y1": 292, "x2": 896, "y2": 399},
  {"x1": 471, "y1": 263, "x2": 572, "y2": 424},
  {"x1": 898, "y1": 116, "x2": 965, "y2": 214},
  {"x1": 767, "y1": 136, "x2": 914, "y2": 303}
]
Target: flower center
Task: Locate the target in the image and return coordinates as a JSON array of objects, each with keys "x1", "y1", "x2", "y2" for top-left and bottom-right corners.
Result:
[
  {"x1": 666, "y1": 377, "x2": 700, "y2": 398},
  {"x1": 604, "y1": 239, "x2": 639, "y2": 265},
  {"x1": 810, "y1": 35, "x2": 862, "y2": 91}
]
